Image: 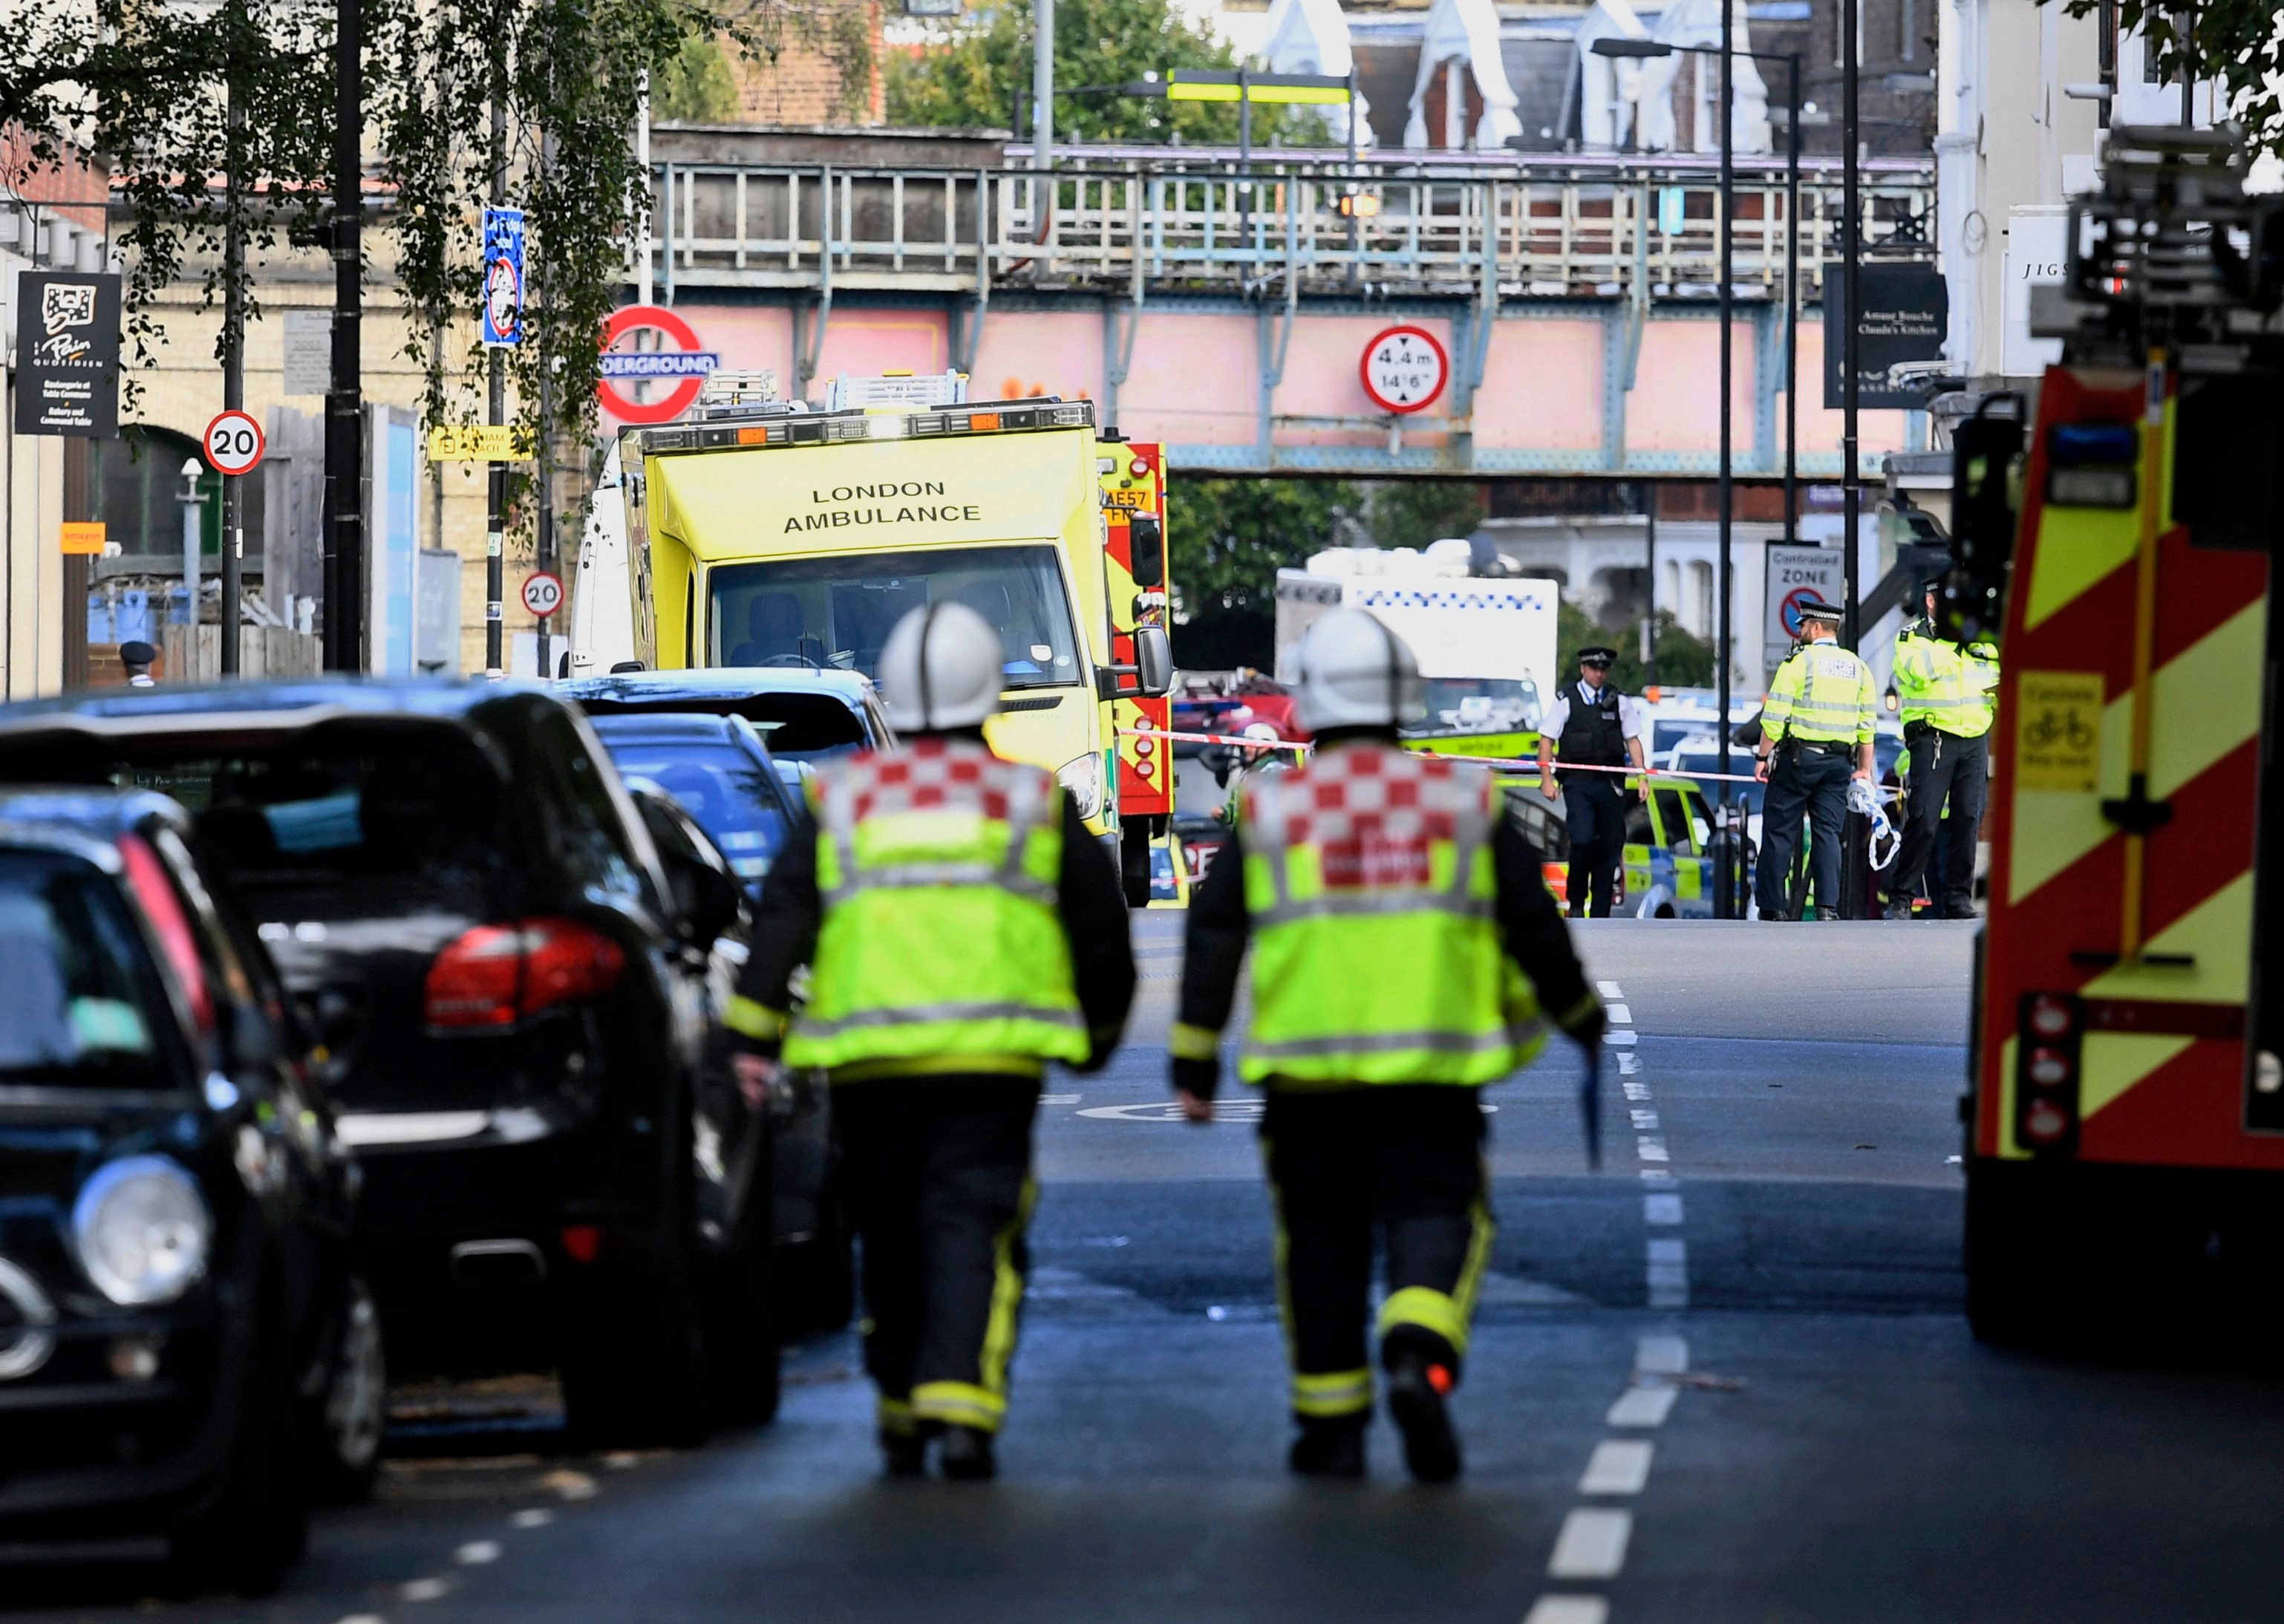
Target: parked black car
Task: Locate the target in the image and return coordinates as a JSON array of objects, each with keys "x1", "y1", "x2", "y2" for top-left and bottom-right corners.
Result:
[
  {"x1": 588, "y1": 712, "x2": 850, "y2": 1332},
  {"x1": 0, "y1": 681, "x2": 778, "y2": 1447},
  {"x1": 0, "y1": 788, "x2": 382, "y2": 1594}
]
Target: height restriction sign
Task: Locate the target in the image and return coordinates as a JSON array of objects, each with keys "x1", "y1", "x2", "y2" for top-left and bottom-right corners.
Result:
[{"x1": 1360, "y1": 325, "x2": 1449, "y2": 414}]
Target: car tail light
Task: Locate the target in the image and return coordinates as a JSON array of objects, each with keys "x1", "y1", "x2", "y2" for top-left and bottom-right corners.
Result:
[
  {"x1": 2014, "y1": 991, "x2": 2083, "y2": 1154},
  {"x1": 424, "y1": 920, "x2": 625, "y2": 1030}
]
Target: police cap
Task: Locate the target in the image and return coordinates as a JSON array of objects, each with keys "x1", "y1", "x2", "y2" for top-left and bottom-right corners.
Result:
[
  {"x1": 119, "y1": 640, "x2": 156, "y2": 666},
  {"x1": 1576, "y1": 646, "x2": 1618, "y2": 668},
  {"x1": 1793, "y1": 599, "x2": 1843, "y2": 627}
]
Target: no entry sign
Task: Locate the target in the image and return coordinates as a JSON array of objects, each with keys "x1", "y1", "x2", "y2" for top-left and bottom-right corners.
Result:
[{"x1": 203, "y1": 409, "x2": 265, "y2": 476}]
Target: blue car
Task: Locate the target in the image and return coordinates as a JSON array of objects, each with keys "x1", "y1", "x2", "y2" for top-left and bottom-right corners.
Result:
[
  {"x1": 562, "y1": 668, "x2": 894, "y2": 763},
  {"x1": 587, "y1": 712, "x2": 802, "y2": 892}
]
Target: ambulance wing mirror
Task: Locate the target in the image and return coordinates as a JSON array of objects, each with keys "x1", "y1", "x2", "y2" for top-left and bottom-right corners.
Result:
[
  {"x1": 1135, "y1": 625, "x2": 1174, "y2": 698},
  {"x1": 1944, "y1": 394, "x2": 2026, "y2": 647},
  {"x1": 1129, "y1": 516, "x2": 1166, "y2": 588}
]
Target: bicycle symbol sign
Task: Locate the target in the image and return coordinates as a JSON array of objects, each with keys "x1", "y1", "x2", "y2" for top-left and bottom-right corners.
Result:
[{"x1": 2015, "y1": 671, "x2": 2103, "y2": 793}]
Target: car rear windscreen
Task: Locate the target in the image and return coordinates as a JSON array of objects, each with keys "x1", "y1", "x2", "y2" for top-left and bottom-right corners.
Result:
[
  {"x1": 0, "y1": 849, "x2": 175, "y2": 1092},
  {"x1": 598, "y1": 737, "x2": 790, "y2": 881},
  {"x1": 575, "y1": 691, "x2": 867, "y2": 757}
]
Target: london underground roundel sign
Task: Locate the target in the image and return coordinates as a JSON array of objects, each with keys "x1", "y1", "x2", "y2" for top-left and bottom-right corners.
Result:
[
  {"x1": 1360, "y1": 325, "x2": 1449, "y2": 414},
  {"x1": 597, "y1": 304, "x2": 722, "y2": 425}
]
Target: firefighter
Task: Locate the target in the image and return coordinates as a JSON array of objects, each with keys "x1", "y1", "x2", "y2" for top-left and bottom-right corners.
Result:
[
  {"x1": 1885, "y1": 579, "x2": 1997, "y2": 919},
  {"x1": 725, "y1": 602, "x2": 1136, "y2": 1482},
  {"x1": 1755, "y1": 598, "x2": 1876, "y2": 919},
  {"x1": 1172, "y1": 610, "x2": 1604, "y2": 1483},
  {"x1": 1536, "y1": 646, "x2": 1649, "y2": 919}
]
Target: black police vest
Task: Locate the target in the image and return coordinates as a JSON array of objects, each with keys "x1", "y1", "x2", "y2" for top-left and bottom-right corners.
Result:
[{"x1": 1556, "y1": 686, "x2": 1628, "y2": 772}]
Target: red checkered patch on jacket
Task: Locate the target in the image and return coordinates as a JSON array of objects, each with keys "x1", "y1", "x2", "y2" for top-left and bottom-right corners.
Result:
[
  {"x1": 842, "y1": 738, "x2": 1038, "y2": 822},
  {"x1": 1256, "y1": 747, "x2": 1476, "y2": 891}
]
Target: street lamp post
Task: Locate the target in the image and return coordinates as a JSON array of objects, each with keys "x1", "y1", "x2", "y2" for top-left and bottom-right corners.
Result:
[{"x1": 1591, "y1": 34, "x2": 1803, "y2": 918}]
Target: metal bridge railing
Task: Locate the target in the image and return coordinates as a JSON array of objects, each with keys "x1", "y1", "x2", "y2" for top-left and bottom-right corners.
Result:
[{"x1": 645, "y1": 156, "x2": 1936, "y2": 301}]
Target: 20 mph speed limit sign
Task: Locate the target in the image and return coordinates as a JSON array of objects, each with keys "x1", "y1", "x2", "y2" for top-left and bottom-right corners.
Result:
[
  {"x1": 521, "y1": 572, "x2": 565, "y2": 617},
  {"x1": 202, "y1": 410, "x2": 266, "y2": 476}
]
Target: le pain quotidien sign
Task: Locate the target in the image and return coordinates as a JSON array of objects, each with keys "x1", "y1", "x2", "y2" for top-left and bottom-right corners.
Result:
[
  {"x1": 13, "y1": 271, "x2": 122, "y2": 437},
  {"x1": 783, "y1": 481, "x2": 984, "y2": 535}
]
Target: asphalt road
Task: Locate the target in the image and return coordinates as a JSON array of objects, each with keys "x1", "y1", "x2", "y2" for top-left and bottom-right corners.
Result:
[{"x1": 12, "y1": 917, "x2": 2284, "y2": 1623}]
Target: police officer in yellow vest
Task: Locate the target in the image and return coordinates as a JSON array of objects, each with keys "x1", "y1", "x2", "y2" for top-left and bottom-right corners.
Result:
[
  {"x1": 1754, "y1": 597, "x2": 1877, "y2": 919},
  {"x1": 1171, "y1": 610, "x2": 1604, "y2": 1483},
  {"x1": 1884, "y1": 578, "x2": 1998, "y2": 919},
  {"x1": 725, "y1": 603, "x2": 1135, "y2": 1481}
]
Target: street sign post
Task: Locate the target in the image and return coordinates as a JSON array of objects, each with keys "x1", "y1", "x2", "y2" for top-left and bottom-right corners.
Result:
[
  {"x1": 1360, "y1": 325, "x2": 1449, "y2": 414},
  {"x1": 521, "y1": 571, "x2": 565, "y2": 619},
  {"x1": 203, "y1": 409, "x2": 266, "y2": 476},
  {"x1": 1763, "y1": 543, "x2": 1845, "y2": 675}
]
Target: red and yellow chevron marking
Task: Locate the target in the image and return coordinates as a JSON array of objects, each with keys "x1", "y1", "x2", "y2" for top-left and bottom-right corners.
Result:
[
  {"x1": 1105, "y1": 442, "x2": 1174, "y2": 818},
  {"x1": 1977, "y1": 365, "x2": 2280, "y2": 1168}
]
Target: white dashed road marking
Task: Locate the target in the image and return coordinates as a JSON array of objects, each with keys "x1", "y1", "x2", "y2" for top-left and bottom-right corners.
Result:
[
  {"x1": 1634, "y1": 1137, "x2": 1668, "y2": 1162},
  {"x1": 1605, "y1": 1004, "x2": 1632, "y2": 1026},
  {"x1": 1603, "y1": 1030, "x2": 1637, "y2": 1047},
  {"x1": 1548, "y1": 1509, "x2": 1635, "y2": 1579},
  {"x1": 1608, "y1": 1383, "x2": 1681, "y2": 1428},
  {"x1": 399, "y1": 1578, "x2": 454, "y2": 1603},
  {"x1": 456, "y1": 1541, "x2": 502, "y2": 1566},
  {"x1": 1628, "y1": 1110, "x2": 1660, "y2": 1129},
  {"x1": 1578, "y1": 1440, "x2": 1656, "y2": 1495},
  {"x1": 1525, "y1": 1597, "x2": 1612, "y2": 1624},
  {"x1": 1596, "y1": 980, "x2": 1625, "y2": 1000},
  {"x1": 510, "y1": 1507, "x2": 555, "y2": 1529},
  {"x1": 1643, "y1": 1193, "x2": 1684, "y2": 1225},
  {"x1": 1637, "y1": 1334, "x2": 1689, "y2": 1375}
]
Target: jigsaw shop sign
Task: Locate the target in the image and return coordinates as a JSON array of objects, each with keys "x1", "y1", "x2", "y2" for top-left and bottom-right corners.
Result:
[{"x1": 13, "y1": 272, "x2": 121, "y2": 437}]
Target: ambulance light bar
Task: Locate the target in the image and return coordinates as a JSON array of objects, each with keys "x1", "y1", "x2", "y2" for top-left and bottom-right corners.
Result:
[
  {"x1": 638, "y1": 399, "x2": 1094, "y2": 456},
  {"x1": 827, "y1": 371, "x2": 970, "y2": 410}
]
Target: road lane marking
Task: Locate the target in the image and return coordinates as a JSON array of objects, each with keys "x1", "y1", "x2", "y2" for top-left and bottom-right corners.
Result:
[
  {"x1": 1597, "y1": 980, "x2": 1624, "y2": 999},
  {"x1": 1643, "y1": 1192, "x2": 1684, "y2": 1224},
  {"x1": 1629, "y1": 1109, "x2": 1660, "y2": 1129},
  {"x1": 1524, "y1": 1598, "x2": 1611, "y2": 1624},
  {"x1": 1547, "y1": 1508, "x2": 1634, "y2": 1578},
  {"x1": 399, "y1": 1579, "x2": 454, "y2": 1602},
  {"x1": 1606, "y1": 1003, "x2": 1632, "y2": 1025},
  {"x1": 1616, "y1": 1051, "x2": 1641, "y2": 1074},
  {"x1": 1040, "y1": 1093, "x2": 1081, "y2": 1105},
  {"x1": 1604, "y1": 1031, "x2": 1637, "y2": 1047},
  {"x1": 1607, "y1": 1384, "x2": 1680, "y2": 1427},
  {"x1": 1622, "y1": 1080, "x2": 1651, "y2": 1101},
  {"x1": 541, "y1": 1467, "x2": 598, "y2": 1501},
  {"x1": 1579, "y1": 1439, "x2": 1655, "y2": 1495},
  {"x1": 456, "y1": 1542, "x2": 501, "y2": 1566},
  {"x1": 1638, "y1": 1167, "x2": 1674, "y2": 1182},
  {"x1": 1635, "y1": 1136, "x2": 1668, "y2": 1161},
  {"x1": 509, "y1": 1508, "x2": 555, "y2": 1529},
  {"x1": 1636, "y1": 1334, "x2": 1688, "y2": 1374},
  {"x1": 1647, "y1": 1238, "x2": 1686, "y2": 1265}
]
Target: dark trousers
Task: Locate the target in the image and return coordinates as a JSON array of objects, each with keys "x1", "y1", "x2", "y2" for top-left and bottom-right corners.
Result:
[
  {"x1": 1758, "y1": 745, "x2": 1852, "y2": 919},
  {"x1": 1887, "y1": 728, "x2": 1988, "y2": 917},
  {"x1": 1562, "y1": 777, "x2": 1627, "y2": 919},
  {"x1": 1260, "y1": 1088, "x2": 1493, "y2": 1426},
  {"x1": 835, "y1": 1075, "x2": 1040, "y2": 1436}
]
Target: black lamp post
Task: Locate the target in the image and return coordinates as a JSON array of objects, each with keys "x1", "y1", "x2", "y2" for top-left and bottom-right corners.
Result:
[{"x1": 1592, "y1": 34, "x2": 1802, "y2": 918}]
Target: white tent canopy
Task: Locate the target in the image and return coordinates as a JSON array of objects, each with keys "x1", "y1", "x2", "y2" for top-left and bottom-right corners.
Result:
[
  {"x1": 1260, "y1": 0, "x2": 1372, "y2": 148},
  {"x1": 1403, "y1": 0, "x2": 1524, "y2": 151}
]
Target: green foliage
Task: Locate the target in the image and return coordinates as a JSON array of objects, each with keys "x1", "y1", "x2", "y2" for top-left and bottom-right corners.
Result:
[
  {"x1": 884, "y1": 0, "x2": 1304, "y2": 146},
  {"x1": 652, "y1": 30, "x2": 741, "y2": 124},
  {"x1": 1172, "y1": 477, "x2": 1361, "y2": 619},
  {"x1": 1555, "y1": 600, "x2": 1715, "y2": 694},
  {"x1": 1360, "y1": 480, "x2": 1487, "y2": 550},
  {"x1": 2052, "y1": 0, "x2": 2282, "y2": 159}
]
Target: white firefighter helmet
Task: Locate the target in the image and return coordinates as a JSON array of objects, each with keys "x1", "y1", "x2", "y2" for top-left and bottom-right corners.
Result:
[
  {"x1": 878, "y1": 601, "x2": 1005, "y2": 732},
  {"x1": 1291, "y1": 609, "x2": 1424, "y2": 733}
]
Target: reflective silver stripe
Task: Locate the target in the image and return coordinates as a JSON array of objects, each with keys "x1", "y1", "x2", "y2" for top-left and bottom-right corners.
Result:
[
  {"x1": 796, "y1": 1001, "x2": 1087, "y2": 1039},
  {"x1": 1253, "y1": 891, "x2": 1493, "y2": 930},
  {"x1": 1246, "y1": 1023, "x2": 1541, "y2": 1060},
  {"x1": 833, "y1": 861, "x2": 1057, "y2": 906}
]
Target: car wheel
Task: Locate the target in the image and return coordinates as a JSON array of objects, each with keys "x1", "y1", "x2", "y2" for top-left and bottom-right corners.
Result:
[
  {"x1": 560, "y1": 1118, "x2": 711, "y2": 1450},
  {"x1": 170, "y1": 1317, "x2": 307, "y2": 1596},
  {"x1": 306, "y1": 1275, "x2": 387, "y2": 1505}
]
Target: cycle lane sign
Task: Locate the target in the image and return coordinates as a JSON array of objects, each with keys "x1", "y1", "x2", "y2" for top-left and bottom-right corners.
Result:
[{"x1": 2014, "y1": 671, "x2": 2103, "y2": 792}]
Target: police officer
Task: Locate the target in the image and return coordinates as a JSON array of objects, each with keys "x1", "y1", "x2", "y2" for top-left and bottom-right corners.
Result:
[
  {"x1": 1755, "y1": 599, "x2": 1876, "y2": 919},
  {"x1": 1885, "y1": 579, "x2": 1997, "y2": 919},
  {"x1": 1172, "y1": 610, "x2": 1603, "y2": 1483},
  {"x1": 1536, "y1": 646, "x2": 1648, "y2": 918},
  {"x1": 120, "y1": 640, "x2": 158, "y2": 688},
  {"x1": 725, "y1": 603, "x2": 1136, "y2": 1481}
]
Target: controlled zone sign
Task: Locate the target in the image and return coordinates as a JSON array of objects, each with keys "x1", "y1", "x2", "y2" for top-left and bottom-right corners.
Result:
[
  {"x1": 521, "y1": 571, "x2": 565, "y2": 617},
  {"x1": 1763, "y1": 544, "x2": 1844, "y2": 674},
  {"x1": 598, "y1": 304, "x2": 720, "y2": 425},
  {"x1": 202, "y1": 409, "x2": 265, "y2": 476},
  {"x1": 1360, "y1": 325, "x2": 1449, "y2": 414}
]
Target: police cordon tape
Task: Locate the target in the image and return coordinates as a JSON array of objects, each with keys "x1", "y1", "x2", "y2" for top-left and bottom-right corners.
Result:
[{"x1": 1116, "y1": 728, "x2": 1766, "y2": 785}]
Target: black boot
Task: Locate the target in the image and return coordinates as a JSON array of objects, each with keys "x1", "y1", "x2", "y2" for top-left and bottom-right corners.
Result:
[
  {"x1": 1288, "y1": 1417, "x2": 1366, "y2": 1479},
  {"x1": 939, "y1": 1424, "x2": 996, "y2": 1481},
  {"x1": 880, "y1": 1429, "x2": 928, "y2": 1479},
  {"x1": 1385, "y1": 1353, "x2": 1462, "y2": 1484}
]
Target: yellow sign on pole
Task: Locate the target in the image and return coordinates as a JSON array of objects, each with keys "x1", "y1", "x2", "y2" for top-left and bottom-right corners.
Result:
[
  {"x1": 428, "y1": 424, "x2": 535, "y2": 462},
  {"x1": 2015, "y1": 671, "x2": 2104, "y2": 792},
  {"x1": 59, "y1": 521, "x2": 107, "y2": 555}
]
